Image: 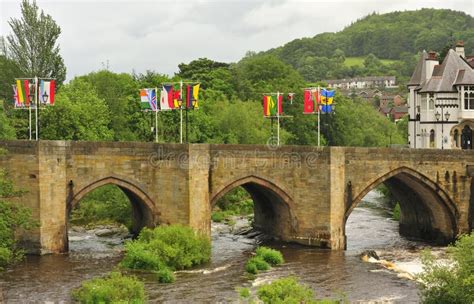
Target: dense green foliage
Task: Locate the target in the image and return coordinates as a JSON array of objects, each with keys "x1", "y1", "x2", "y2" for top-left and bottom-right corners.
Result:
[
  {"x1": 256, "y1": 277, "x2": 340, "y2": 304},
  {"x1": 40, "y1": 78, "x2": 113, "y2": 140},
  {"x1": 70, "y1": 185, "x2": 132, "y2": 229},
  {"x1": 245, "y1": 246, "x2": 284, "y2": 275},
  {"x1": 264, "y1": 9, "x2": 473, "y2": 82},
  {"x1": 7, "y1": 0, "x2": 66, "y2": 85},
  {"x1": 245, "y1": 256, "x2": 270, "y2": 274},
  {"x1": 0, "y1": 100, "x2": 16, "y2": 140},
  {"x1": 72, "y1": 271, "x2": 146, "y2": 303},
  {"x1": 0, "y1": 154, "x2": 35, "y2": 269},
  {"x1": 120, "y1": 225, "x2": 211, "y2": 283},
  {"x1": 419, "y1": 233, "x2": 474, "y2": 304}
]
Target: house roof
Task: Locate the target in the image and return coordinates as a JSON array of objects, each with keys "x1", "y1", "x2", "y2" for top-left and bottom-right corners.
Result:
[
  {"x1": 408, "y1": 51, "x2": 428, "y2": 86},
  {"x1": 454, "y1": 69, "x2": 474, "y2": 86},
  {"x1": 419, "y1": 50, "x2": 474, "y2": 93}
]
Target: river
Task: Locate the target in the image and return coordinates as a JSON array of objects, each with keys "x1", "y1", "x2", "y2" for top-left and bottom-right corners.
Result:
[{"x1": 0, "y1": 191, "x2": 430, "y2": 303}]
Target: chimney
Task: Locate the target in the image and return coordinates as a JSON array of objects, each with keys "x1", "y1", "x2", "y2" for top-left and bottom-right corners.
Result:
[
  {"x1": 425, "y1": 51, "x2": 439, "y2": 81},
  {"x1": 456, "y1": 40, "x2": 465, "y2": 58}
]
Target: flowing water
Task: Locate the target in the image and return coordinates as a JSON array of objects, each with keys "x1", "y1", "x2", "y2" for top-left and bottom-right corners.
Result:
[{"x1": 0, "y1": 191, "x2": 430, "y2": 303}]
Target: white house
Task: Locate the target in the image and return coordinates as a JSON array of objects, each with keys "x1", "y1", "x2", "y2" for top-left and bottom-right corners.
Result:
[
  {"x1": 326, "y1": 76, "x2": 397, "y2": 89},
  {"x1": 408, "y1": 41, "x2": 474, "y2": 149}
]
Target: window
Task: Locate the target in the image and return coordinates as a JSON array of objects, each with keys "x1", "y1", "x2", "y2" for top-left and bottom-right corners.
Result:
[
  {"x1": 428, "y1": 97, "x2": 435, "y2": 110},
  {"x1": 464, "y1": 86, "x2": 474, "y2": 110},
  {"x1": 421, "y1": 94, "x2": 428, "y2": 110},
  {"x1": 430, "y1": 129, "x2": 435, "y2": 148}
]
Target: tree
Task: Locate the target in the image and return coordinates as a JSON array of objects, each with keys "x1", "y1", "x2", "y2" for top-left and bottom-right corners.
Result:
[
  {"x1": 0, "y1": 100, "x2": 16, "y2": 140},
  {"x1": 40, "y1": 78, "x2": 113, "y2": 141},
  {"x1": 7, "y1": 0, "x2": 66, "y2": 85},
  {"x1": 419, "y1": 233, "x2": 474, "y2": 304},
  {"x1": 78, "y1": 70, "x2": 141, "y2": 141}
]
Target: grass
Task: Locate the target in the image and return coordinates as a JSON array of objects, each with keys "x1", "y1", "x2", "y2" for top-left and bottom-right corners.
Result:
[
  {"x1": 72, "y1": 271, "x2": 146, "y2": 303},
  {"x1": 245, "y1": 247, "x2": 285, "y2": 275},
  {"x1": 344, "y1": 56, "x2": 399, "y2": 67}
]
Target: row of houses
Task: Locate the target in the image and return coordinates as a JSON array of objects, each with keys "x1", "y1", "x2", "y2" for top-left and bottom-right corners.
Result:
[{"x1": 325, "y1": 76, "x2": 397, "y2": 89}]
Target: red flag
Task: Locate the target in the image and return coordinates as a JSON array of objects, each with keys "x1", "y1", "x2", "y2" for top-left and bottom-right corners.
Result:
[
  {"x1": 50, "y1": 80, "x2": 55, "y2": 105},
  {"x1": 303, "y1": 89, "x2": 314, "y2": 114},
  {"x1": 277, "y1": 94, "x2": 283, "y2": 114},
  {"x1": 24, "y1": 80, "x2": 30, "y2": 106},
  {"x1": 263, "y1": 95, "x2": 269, "y2": 116}
]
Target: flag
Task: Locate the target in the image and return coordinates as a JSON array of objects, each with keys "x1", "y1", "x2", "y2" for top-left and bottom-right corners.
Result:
[
  {"x1": 173, "y1": 84, "x2": 181, "y2": 109},
  {"x1": 186, "y1": 84, "x2": 192, "y2": 109},
  {"x1": 277, "y1": 94, "x2": 283, "y2": 115},
  {"x1": 160, "y1": 85, "x2": 174, "y2": 110},
  {"x1": 140, "y1": 88, "x2": 156, "y2": 111},
  {"x1": 16, "y1": 80, "x2": 24, "y2": 105},
  {"x1": 263, "y1": 95, "x2": 273, "y2": 116},
  {"x1": 23, "y1": 80, "x2": 30, "y2": 106},
  {"x1": 39, "y1": 80, "x2": 55, "y2": 105},
  {"x1": 320, "y1": 88, "x2": 335, "y2": 114},
  {"x1": 263, "y1": 94, "x2": 282, "y2": 116},
  {"x1": 263, "y1": 95, "x2": 270, "y2": 116},
  {"x1": 12, "y1": 85, "x2": 21, "y2": 108},
  {"x1": 192, "y1": 83, "x2": 200, "y2": 109},
  {"x1": 140, "y1": 89, "x2": 150, "y2": 110},
  {"x1": 269, "y1": 95, "x2": 277, "y2": 116},
  {"x1": 303, "y1": 89, "x2": 314, "y2": 114},
  {"x1": 287, "y1": 93, "x2": 294, "y2": 104},
  {"x1": 148, "y1": 88, "x2": 157, "y2": 111}
]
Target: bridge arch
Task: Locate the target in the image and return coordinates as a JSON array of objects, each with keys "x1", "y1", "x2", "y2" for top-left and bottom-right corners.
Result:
[
  {"x1": 346, "y1": 166, "x2": 458, "y2": 245},
  {"x1": 211, "y1": 175, "x2": 295, "y2": 241},
  {"x1": 68, "y1": 176, "x2": 157, "y2": 235}
]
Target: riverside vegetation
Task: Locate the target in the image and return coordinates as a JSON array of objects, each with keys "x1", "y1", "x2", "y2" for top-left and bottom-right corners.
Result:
[
  {"x1": 0, "y1": 149, "x2": 35, "y2": 270},
  {"x1": 245, "y1": 246, "x2": 284, "y2": 275},
  {"x1": 419, "y1": 232, "x2": 474, "y2": 304}
]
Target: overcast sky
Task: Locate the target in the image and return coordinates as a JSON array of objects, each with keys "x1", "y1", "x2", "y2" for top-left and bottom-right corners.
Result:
[{"x1": 1, "y1": 0, "x2": 473, "y2": 81}]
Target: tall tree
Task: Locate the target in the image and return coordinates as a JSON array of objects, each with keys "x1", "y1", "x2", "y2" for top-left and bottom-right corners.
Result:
[{"x1": 7, "y1": 0, "x2": 66, "y2": 85}]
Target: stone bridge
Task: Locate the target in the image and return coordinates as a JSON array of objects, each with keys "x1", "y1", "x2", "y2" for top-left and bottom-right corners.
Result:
[{"x1": 0, "y1": 140, "x2": 473, "y2": 254}]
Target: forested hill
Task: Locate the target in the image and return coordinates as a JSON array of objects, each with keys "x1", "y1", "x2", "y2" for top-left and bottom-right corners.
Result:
[{"x1": 262, "y1": 9, "x2": 474, "y2": 82}]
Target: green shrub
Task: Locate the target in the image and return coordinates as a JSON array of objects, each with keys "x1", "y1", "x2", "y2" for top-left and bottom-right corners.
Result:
[
  {"x1": 392, "y1": 202, "x2": 401, "y2": 221},
  {"x1": 156, "y1": 268, "x2": 175, "y2": 283},
  {"x1": 237, "y1": 287, "x2": 251, "y2": 299},
  {"x1": 246, "y1": 256, "x2": 270, "y2": 274},
  {"x1": 419, "y1": 233, "x2": 474, "y2": 304},
  {"x1": 256, "y1": 277, "x2": 316, "y2": 304},
  {"x1": 120, "y1": 225, "x2": 211, "y2": 283},
  {"x1": 256, "y1": 246, "x2": 284, "y2": 266},
  {"x1": 72, "y1": 271, "x2": 145, "y2": 303},
  {"x1": 245, "y1": 259, "x2": 259, "y2": 274}
]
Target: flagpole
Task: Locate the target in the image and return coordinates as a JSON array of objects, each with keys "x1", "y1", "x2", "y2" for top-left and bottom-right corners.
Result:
[
  {"x1": 277, "y1": 92, "x2": 280, "y2": 146},
  {"x1": 180, "y1": 80, "x2": 183, "y2": 144},
  {"x1": 317, "y1": 86, "x2": 320, "y2": 147},
  {"x1": 35, "y1": 77, "x2": 39, "y2": 141},
  {"x1": 155, "y1": 87, "x2": 158, "y2": 143}
]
